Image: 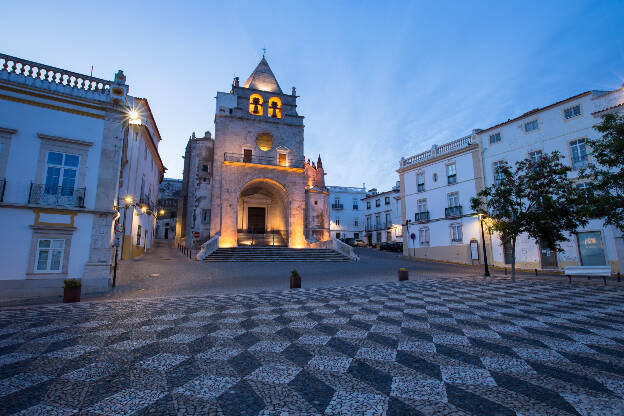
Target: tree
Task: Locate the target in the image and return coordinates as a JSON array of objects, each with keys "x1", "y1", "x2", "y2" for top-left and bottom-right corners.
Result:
[
  {"x1": 471, "y1": 151, "x2": 588, "y2": 281},
  {"x1": 585, "y1": 113, "x2": 624, "y2": 232}
]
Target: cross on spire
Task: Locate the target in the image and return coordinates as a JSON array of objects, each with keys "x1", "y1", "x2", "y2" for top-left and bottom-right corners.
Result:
[{"x1": 262, "y1": 47, "x2": 266, "y2": 57}]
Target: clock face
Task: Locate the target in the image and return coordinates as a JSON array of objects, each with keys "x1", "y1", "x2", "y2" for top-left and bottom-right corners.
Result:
[{"x1": 256, "y1": 132, "x2": 274, "y2": 151}]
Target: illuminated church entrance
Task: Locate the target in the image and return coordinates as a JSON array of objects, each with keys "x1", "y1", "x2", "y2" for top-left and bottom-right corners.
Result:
[{"x1": 237, "y1": 179, "x2": 288, "y2": 246}]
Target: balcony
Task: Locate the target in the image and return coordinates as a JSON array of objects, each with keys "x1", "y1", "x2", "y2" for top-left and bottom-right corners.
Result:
[
  {"x1": 365, "y1": 225, "x2": 373, "y2": 232},
  {"x1": 445, "y1": 205, "x2": 463, "y2": 218},
  {"x1": 0, "y1": 179, "x2": 5, "y2": 202},
  {"x1": 224, "y1": 152, "x2": 304, "y2": 168},
  {"x1": 415, "y1": 211, "x2": 430, "y2": 222},
  {"x1": 374, "y1": 224, "x2": 384, "y2": 230},
  {"x1": 331, "y1": 203, "x2": 344, "y2": 210},
  {"x1": 29, "y1": 184, "x2": 86, "y2": 208}
]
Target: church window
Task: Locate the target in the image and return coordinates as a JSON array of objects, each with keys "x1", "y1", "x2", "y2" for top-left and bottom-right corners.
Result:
[
  {"x1": 278, "y1": 152, "x2": 287, "y2": 166},
  {"x1": 202, "y1": 164, "x2": 209, "y2": 172},
  {"x1": 268, "y1": 97, "x2": 282, "y2": 118},
  {"x1": 243, "y1": 149, "x2": 252, "y2": 163},
  {"x1": 256, "y1": 132, "x2": 273, "y2": 151},
  {"x1": 249, "y1": 94, "x2": 264, "y2": 115}
]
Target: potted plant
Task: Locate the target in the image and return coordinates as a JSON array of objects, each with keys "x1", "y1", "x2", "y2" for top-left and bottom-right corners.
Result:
[
  {"x1": 398, "y1": 268, "x2": 409, "y2": 281},
  {"x1": 290, "y1": 269, "x2": 301, "y2": 289},
  {"x1": 63, "y1": 278, "x2": 82, "y2": 303}
]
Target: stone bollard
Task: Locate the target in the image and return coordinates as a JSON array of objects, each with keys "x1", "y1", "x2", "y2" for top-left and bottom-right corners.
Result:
[
  {"x1": 290, "y1": 269, "x2": 301, "y2": 289},
  {"x1": 398, "y1": 268, "x2": 409, "y2": 281}
]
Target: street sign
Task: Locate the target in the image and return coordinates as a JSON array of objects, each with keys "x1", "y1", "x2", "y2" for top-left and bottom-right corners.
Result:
[{"x1": 193, "y1": 232, "x2": 200, "y2": 239}]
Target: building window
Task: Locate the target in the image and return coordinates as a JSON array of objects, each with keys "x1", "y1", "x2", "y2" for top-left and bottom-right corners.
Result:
[
  {"x1": 570, "y1": 139, "x2": 588, "y2": 170},
  {"x1": 366, "y1": 201, "x2": 371, "y2": 209},
  {"x1": 268, "y1": 97, "x2": 282, "y2": 118},
  {"x1": 493, "y1": 160, "x2": 506, "y2": 185},
  {"x1": 35, "y1": 239, "x2": 65, "y2": 272},
  {"x1": 354, "y1": 232, "x2": 360, "y2": 239},
  {"x1": 375, "y1": 215, "x2": 381, "y2": 226},
  {"x1": 354, "y1": 218, "x2": 359, "y2": 227},
  {"x1": 417, "y1": 173, "x2": 425, "y2": 192},
  {"x1": 278, "y1": 152, "x2": 287, "y2": 166},
  {"x1": 385, "y1": 212, "x2": 391, "y2": 226},
  {"x1": 201, "y1": 209, "x2": 210, "y2": 224},
  {"x1": 202, "y1": 164, "x2": 209, "y2": 172},
  {"x1": 384, "y1": 196, "x2": 390, "y2": 205},
  {"x1": 417, "y1": 198, "x2": 427, "y2": 213},
  {"x1": 489, "y1": 132, "x2": 501, "y2": 144},
  {"x1": 249, "y1": 93, "x2": 263, "y2": 115},
  {"x1": 243, "y1": 148, "x2": 252, "y2": 163},
  {"x1": 336, "y1": 232, "x2": 341, "y2": 239},
  {"x1": 45, "y1": 151, "x2": 79, "y2": 195},
  {"x1": 366, "y1": 216, "x2": 372, "y2": 229},
  {"x1": 577, "y1": 231, "x2": 606, "y2": 266},
  {"x1": 376, "y1": 232, "x2": 382, "y2": 243},
  {"x1": 136, "y1": 224, "x2": 142, "y2": 246},
  {"x1": 419, "y1": 227, "x2": 430, "y2": 246},
  {"x1": 450, "y1": 223, "x2": 463, "y2": 243},
  {"x1": 335, "y1": 218, "x2": 340, "y2": 226},
  {"x1": 564, "y1": 104, "x2": 581, "y2": 120},
  {"x1": 314, "y1": 200, "x2": 318, "y2": 205},
  {"x1": 352, "y1": 198, "x2": 359, "y2": 210},
  {"x1": 446, "y1": 163, "x2": 457, "y2": 185},
  {"x1": 528, "y1": 150, "x2": 543, "y2": 163},
  {"x1": 524, "y1": 119, "x2": 539, "y2": 133},
  {"x1": 375, "y1": 199, "x2": 380, "y2": 207}
]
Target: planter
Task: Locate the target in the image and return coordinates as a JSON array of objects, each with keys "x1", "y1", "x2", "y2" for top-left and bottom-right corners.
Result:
[
  {"x1": 63, "y1": 287, "x2": 81, "y2": 303},
  {"x1": 290, "y1": 274, "x2": 301, "y2": 289},
  {"x1": 398, "y1": 269, "x2": 409, "y2": 281}
]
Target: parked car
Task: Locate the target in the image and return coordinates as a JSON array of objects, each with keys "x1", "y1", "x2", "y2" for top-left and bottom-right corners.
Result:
[
  {"x1": 380, "y1": 242, "x2": 393, "y2": 251},
  {"x1": 390, "y1": 242, "x2": 403, "y2": 252},
  {"x1": 344, "y1": 238, "x2": 355, "y2": 246},
  {"x1": 352, "y1": 239, "x2": 367, "y2": 247}
]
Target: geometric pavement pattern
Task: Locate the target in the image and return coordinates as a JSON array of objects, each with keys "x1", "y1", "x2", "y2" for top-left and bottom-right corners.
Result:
[{"x1": 1, "y1": 278, "x2": 624, "y2": 416}]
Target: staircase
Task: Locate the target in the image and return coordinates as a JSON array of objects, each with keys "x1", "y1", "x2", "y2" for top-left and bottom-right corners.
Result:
[{"x1": 203, "y1": 247, "x2": 351, "y2": 262}]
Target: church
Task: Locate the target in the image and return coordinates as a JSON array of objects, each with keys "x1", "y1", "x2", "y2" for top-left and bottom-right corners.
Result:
[{"x1": 177, "y1": 56, "x2": 336, "y2": 252}]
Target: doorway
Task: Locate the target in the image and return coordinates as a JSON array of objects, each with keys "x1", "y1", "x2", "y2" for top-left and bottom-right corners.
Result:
[
  {"x1": 539, "y1": 239, "x2": 558, "y2": 269},
  {"x1": 164, "y1": 228, "x2": 169, "y2": 239},
  {"x1": 248, "y1": 207, "x2": 266, "y2": 233}
]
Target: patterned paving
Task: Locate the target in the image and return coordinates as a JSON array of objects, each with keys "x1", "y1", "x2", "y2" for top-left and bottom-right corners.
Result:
[{"x1": 1, "y1": 278, "x2": 624, "y2": 415}]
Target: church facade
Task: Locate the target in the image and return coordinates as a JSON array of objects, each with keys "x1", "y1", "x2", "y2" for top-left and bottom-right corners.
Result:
[{"x1": 178, "y1": 57, "x2": 330, "y2": 249}]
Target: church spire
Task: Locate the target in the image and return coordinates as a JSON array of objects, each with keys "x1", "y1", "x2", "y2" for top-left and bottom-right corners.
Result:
[
  {"x1": 243, "y1": 56, "x2": 283, "y2": 93},
  {"x1": 317, "y1": 155, "x2": 323, "y2": 169}
]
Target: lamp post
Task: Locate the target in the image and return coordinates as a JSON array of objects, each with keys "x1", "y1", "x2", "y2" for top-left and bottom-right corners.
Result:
[
  {"x1": 113, "y1": 196, "x2": 135, "y2": 287},
  {"x1": 479, "y1": 212, "x2": 490, "y2": 277}
]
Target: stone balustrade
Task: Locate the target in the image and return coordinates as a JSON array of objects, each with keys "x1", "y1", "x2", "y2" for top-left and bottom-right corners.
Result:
[
  {"x1": 400, "y1": 134, "x2": 475, "y2": 169},
  {"x1": 0, "y1": 53, "x2": 112, "y2": 97}
]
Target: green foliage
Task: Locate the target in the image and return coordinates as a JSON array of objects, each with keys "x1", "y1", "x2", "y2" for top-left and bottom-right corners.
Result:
[
  {"x1": 471, "y1": 151, "x2": 588, "y2": 281},
  {"x1": 63, "y1": 278, "x2": 82, "y2": 288},
  {"x1": 290, "y1": 269, "x2": 300, "y2": 278},
  {"x1": 584, "y1": 113, "x2": 624, "y2": 232}
]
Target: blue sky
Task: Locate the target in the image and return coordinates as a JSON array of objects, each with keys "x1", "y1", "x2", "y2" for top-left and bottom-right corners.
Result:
[{"x1": 3, "y1": 1, "x2": 623, "y2": 191}]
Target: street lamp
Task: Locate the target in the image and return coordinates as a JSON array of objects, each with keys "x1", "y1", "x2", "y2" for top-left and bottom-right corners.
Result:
[
  {"x1": 478, "y1": 211, "x2": 491, "y2": 277},
  {"x1": 113, "y1": 195, "x2": 135, "y2": 287}
]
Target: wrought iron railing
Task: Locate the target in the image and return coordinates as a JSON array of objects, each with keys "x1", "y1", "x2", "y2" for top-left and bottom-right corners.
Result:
[
  {"x1": 28, "y1": 184, "x2": 86, "y2": 207},
  {"x1": 0, "y1": 179, "x2": 5, "y2": 202},
  {"x1": 415, "y1": 211, "x2": 430, "y2": 222},
  {"x1": 236, "y1": 229, "x2": 288, "y2": 246},
  {"x1": 331, "y1": 203, "x2": 344, "y2": 210},
  {"x1": 445, "y1": 205, "x2": 463, "y2": 218},
  {"x1": 224, "y1": 152, "x2": 304, "y2": 168},
  {"x1": 374, "y1": 224, "x2": 384, "y2": 230}
]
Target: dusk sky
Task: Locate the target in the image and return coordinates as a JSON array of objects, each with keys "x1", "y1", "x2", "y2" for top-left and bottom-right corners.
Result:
[{"x1": 3, "y1": 1, "x2": 624, "y2": 191}]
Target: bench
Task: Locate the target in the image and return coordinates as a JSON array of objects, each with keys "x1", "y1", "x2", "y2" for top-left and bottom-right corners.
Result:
[{"x1": 564, "y1": 266, "x2": 612, "y2": 285}]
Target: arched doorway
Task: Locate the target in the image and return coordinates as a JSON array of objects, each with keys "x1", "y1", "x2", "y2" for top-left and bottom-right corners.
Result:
[{"x1": 237, "y1": 179, "x2": 289, "y2": 246}]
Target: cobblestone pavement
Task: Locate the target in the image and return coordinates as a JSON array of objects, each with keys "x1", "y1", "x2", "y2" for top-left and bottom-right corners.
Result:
[{"x1": 1, "y1": 278, "x2": 624, "y2": 415}]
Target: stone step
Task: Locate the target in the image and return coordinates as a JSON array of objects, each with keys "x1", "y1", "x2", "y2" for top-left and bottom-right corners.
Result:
[{"x1": 203, "y1": 247, "x2": 350, "y2": 262}]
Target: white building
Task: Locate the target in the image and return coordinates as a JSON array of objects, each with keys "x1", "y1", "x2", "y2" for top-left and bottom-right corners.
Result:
[
  {"x1": 398, "y1": 133, "x2": 485, "y2": 264},
  {"x1": 479, "y1": 88, "x2": 624, "y2": 272},
  {"x1": 156, "y1": 178, "x2": 182, "y2": 240},
  {"x1": 398, "y1": 84, "x2": 624, "y2": 272},
  {"x1": 0, "y1": 53, "x2": 164, "y2": 297},
  {"x1": 327, "y1": 185, "x2": 366, "y2": 240},
  {"x1": 362, "y1": 183, "x2": 403, "y2": 246}
]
